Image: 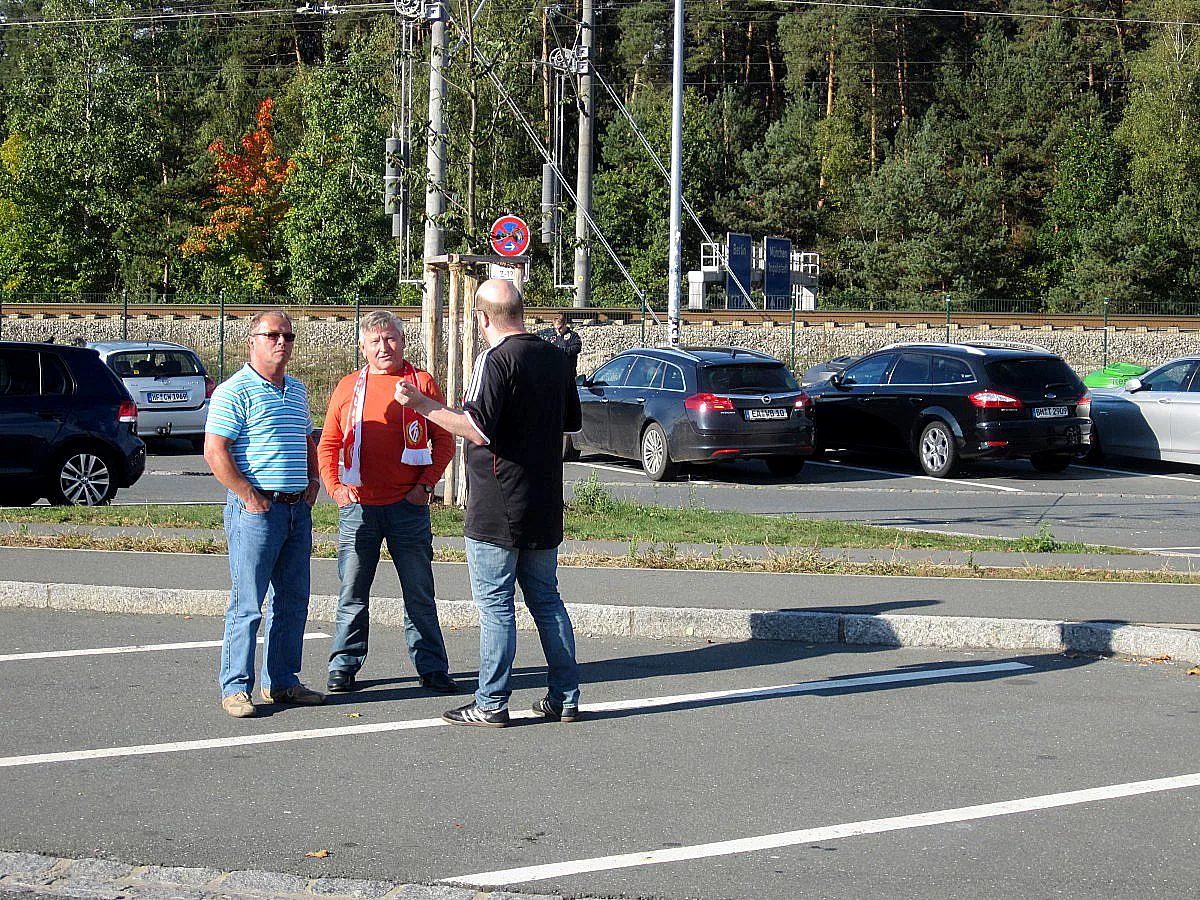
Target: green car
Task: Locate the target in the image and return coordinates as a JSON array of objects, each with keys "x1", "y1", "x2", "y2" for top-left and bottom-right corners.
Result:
[{"x1": 1082, "y1": 361, "x2": 1148, "y2": 388}]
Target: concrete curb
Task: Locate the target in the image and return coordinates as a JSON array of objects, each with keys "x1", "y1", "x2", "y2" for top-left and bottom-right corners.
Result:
[{"x1": 3, "y1": 580, "x2": 1198, "y2": 665}]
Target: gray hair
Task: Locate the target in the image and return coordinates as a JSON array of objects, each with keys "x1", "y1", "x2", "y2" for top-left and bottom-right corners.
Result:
[
  {"x1": 248, "y1": 308, "x2": 292, "y2": 332},
  {"x1": 358, "y1": 310, "x2": 404, "y2": 339}
]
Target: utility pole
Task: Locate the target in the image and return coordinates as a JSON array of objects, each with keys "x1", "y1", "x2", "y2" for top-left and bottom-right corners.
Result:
[
  {"x1": 573, "y1": 0, "x2": 595, "y2": 309},
  {"x1": 666, "y1": 0, "x2": 684, "y2": 345},
  {"x1": 423, "y1": 1, "x2": 448, "y2": 382}
]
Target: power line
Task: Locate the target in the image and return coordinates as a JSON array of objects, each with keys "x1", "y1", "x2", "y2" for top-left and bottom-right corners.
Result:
[{"x1": 4, "y1": 0, "x2": 1200, "y2": 30}]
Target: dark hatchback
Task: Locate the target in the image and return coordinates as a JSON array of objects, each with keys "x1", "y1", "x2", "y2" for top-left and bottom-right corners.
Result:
[
  {"x1": 566, "y1": 346, "x2": 814, "y2": 480},
  {"x1": 805, "y1": 341, "x2": 1091, "y2": 477},
  {"x1": 0, "y1": 341, "x2": 146, "y2": 505}
]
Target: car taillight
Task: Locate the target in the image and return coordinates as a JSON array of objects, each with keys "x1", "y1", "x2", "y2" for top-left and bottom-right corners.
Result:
[
  {"x1": 684, "y1": 392, "x2": 735, "y2": 412},
  {"x1": 118, "y1": 400, "x2": 138, "y2": 424},
  {"x1": 794, "y1": 391, "x2": 813, "y2": 413},
  {"x1": 1076, "y1": 393, "x2": 1091, "y2": 417},
  {"x1": 204, "y1": 376, "x2": 217, "y2": 399},
  {"x1": 969, "y1": 390, "x2": 1023, "y2": 409}
]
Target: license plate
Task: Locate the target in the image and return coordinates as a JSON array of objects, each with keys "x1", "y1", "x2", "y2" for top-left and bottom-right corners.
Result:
[
  {"x1": 745, "y1": 408, "x2": 788, "y2": 421},
  {"x1": 148, "y1": 391, "x2": 189, "y2": 403},
  {"x1": 1034, "y1": 406, "x2": 1069, "y2": 419}
]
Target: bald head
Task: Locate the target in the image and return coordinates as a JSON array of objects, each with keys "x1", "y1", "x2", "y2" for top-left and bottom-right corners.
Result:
[{"x1": 475, "y1": 279, "x2": 524, "y2": 329}]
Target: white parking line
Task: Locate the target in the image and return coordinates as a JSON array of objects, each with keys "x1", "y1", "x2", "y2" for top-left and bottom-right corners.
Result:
[
  {"x1": 0, "y1": 632, "x2": 329, "y2": 663},
  {"x1": 444, "y1": 771, "x2": 1200, "y2": 887},
  {"x1": 808, "y1": 461, "x2": 1024, "y2": 493},
  {"x1": 565, "y1": 461, "x2": 715, "y2": 485},
  {"x1": 0, "y1": 661, "x2": 1029, "y2": 768},
  {"x1": 1074, "y1": 464, "x2": 1200, "y2": 484}
]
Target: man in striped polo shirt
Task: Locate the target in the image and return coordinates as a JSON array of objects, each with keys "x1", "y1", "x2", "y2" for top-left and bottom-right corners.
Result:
[{"x1": 204, "y1": 309, "x2": 324, "y2": 718}]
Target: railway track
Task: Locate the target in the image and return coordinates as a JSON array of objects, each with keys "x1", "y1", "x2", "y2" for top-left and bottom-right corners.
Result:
[{"x1": 2, "y1": 302, "x2": 1198, "y2": 329}]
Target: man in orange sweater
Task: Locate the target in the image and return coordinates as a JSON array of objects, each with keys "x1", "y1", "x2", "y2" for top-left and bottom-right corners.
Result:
[{"x1": 317, "y1": 311, "x2": 457, "y2": 695}]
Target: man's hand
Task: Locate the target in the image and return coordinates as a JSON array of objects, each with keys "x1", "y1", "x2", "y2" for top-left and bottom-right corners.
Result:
[
  {"x1": 395, "y1": 381, "x2": 432, "y2": 413},
  {"x1": 332, "y1": 485, "x2": 359, "y2": 507},
  {"x1": 405, "y1": 483, "x2": 431, "y2": 506},
  {"x1": 304, "y1": 478, "x2": 321, "y2": 507},
  {"x1": 241, "y1": 489, "x2": 271, "y2": 514}
]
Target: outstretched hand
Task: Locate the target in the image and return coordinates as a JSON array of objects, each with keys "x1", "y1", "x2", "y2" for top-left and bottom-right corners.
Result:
[{"x1": 394, "y1": 381, "x2": 425, "y2": 409}]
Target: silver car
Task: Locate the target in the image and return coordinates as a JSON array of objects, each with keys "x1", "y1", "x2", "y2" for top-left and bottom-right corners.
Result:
[
  {"x1": 1088, "y1": 355, "x2": 1200, "y2": 465},
  {"x1": 88, "y1": 341, "x2": 214, "y2": 449}
]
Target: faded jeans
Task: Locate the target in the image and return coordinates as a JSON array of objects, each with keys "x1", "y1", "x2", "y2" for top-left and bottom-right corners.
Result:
[
  {"x1": 465, "y1": 537, "x2": 580, "y2": 711},
  {"x1": 220, "y1": 492, "x2": 313, "y2": 697},
  {"x1": 329, "y1": 501, "x2": 450, "y2": 677}
]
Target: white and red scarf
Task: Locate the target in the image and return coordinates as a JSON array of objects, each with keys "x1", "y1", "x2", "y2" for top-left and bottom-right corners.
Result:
[{"x1": 341, "y1": 362, "x2": 433, "y2": 486}]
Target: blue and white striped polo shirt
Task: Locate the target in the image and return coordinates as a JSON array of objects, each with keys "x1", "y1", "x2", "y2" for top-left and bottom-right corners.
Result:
[{"x1": 206, "y1": 364, "x2": 312, "y2": 491}]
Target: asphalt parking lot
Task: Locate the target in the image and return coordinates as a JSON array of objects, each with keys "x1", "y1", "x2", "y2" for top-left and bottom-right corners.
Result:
[{"x1": 2, "y1": 607, "x2": 1198, "y2": 899}]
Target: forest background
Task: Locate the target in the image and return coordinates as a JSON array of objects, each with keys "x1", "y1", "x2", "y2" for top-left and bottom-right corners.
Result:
[{"x1": 2, "y1": 0, "x2": 1199, "y2": 312}]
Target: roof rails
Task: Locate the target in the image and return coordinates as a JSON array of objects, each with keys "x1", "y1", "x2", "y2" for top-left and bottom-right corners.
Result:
[
  {"x1": 654, "y1": 345, "x2": 703, "y2": 362},
  {"x1": 961, "y1": 339, "x2": 1051, "y2": 354},
  {"x1": 878, "y1": 340, "x2": 985, "y2": 355}
]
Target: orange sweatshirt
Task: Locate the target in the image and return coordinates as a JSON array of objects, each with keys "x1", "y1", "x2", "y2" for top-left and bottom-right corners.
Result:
[{"x1": 318, "y1": 368, "x2": 453, "y2": 506}]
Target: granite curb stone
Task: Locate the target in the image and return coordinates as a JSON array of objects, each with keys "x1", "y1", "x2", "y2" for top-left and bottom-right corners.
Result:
[{"x1": 2, "y1": 580, "x2": 1198, "y2": 664}]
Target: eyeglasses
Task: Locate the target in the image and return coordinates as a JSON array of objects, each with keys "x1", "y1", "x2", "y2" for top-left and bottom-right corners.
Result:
[{"x1": 251, "y1": 331, "x2": 296, "y2": 343}]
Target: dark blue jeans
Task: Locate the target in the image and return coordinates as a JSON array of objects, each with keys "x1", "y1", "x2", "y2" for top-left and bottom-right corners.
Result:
[
  {"x1": 220, "y1": 492, "x2": 313, "y2": 697},
  {"x1": 329, "y1": 500, "x2": 450, "y2": 678}
]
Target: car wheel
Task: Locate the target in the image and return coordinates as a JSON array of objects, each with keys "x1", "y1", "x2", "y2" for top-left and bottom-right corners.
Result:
[
  {"x1": 1030, "y1": 451, "x2": 1073, "y2": 474},
  {"x1": 48, "y1": 448, "x2": 118, "y2": 506},
  {"x1": 765, "y1": 456, "x2": 806, "y2": 477},
  {"x1": 917, "y1": 420, "x2": 958, "y2": 478},
  {"x1": 562, "y1": 434, "x2": 580, "y2": 462},
  {"x1": 1084, "y1": 431, "x2": 1103, "y2": 463},
  {"x1": 640, "y1": 423, "x2": 678, "y2": 481}
]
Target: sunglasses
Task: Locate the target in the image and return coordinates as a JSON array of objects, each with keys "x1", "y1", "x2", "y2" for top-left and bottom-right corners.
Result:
[{"x1": 252, "y1": 331, "x2": 297, "y2": 343}]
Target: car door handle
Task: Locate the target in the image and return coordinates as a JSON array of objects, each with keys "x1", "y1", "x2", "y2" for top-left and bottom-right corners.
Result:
[{"x1": 635, "y1": 397, "x2": 646, "y2": 403}]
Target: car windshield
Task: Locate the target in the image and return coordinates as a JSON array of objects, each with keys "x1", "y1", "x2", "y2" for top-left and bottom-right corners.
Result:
[
  {"x1": 109, "y1": 350, "x2": 202, "y2": 379},
  {"x1": 984, "y1": 357, "x2": 1079, "y2": 391},
  {"x1": 699, "y1": 364, "x2": 798, "y2": 393}
]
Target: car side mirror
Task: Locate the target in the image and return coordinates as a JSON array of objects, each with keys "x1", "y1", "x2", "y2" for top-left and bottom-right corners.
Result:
[
  {"x1": 829, "y1": 371, "x2": 843, "y2": 387},
  {"x1": 1125, "y1": 377, "x2": 1145, "y2": 393},
  {"x1": 576, "y1": 374, "x2": 588, "y2": 386}
]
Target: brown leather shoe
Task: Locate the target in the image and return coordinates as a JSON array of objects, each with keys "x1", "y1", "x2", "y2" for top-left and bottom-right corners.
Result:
[
  {"x1": 260, "y1": 683, "x2": 324, "y2": 705},
  {"x1": 221, "y1": 691, "x2": 255, "y2": 718}
]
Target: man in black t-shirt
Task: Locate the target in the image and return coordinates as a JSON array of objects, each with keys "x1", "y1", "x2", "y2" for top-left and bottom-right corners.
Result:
[
  {"x1": 546, "y1": 313, "x2": 582, "y2": 376},
  {"x1": 394, "y1": 279, "x2": 583, "y2": 727}
]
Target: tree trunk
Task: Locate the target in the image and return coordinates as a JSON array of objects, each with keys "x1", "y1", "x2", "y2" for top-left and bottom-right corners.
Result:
[
  {"x1": 869, "y1": 21, "x2": 878, "y2": 169},
  {"x1": 745, "y1": 20, "x2": 754, "y2": 83},
  {"x1": 894, "y1": 19, "x2": 908, "y2": 122}
]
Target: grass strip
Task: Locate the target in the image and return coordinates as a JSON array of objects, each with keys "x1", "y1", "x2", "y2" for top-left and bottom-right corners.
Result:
[
  {"x1": 0, "y1": 533, "x2": 1185, "y2": 584},
  {"x1": 0, "y1": 478, "x2": 1130, "y2": 556}
]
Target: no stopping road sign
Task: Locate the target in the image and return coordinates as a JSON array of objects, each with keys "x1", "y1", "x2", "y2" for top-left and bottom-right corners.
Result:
[{"x1": 489, "y1": 215, "x2": 530, "y2": 258}]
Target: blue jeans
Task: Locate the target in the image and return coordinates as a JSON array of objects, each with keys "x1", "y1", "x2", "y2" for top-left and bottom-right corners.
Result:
[
  {"x1": 220, "y1": 492, "x2": 313, "y2": 697},
  {"x1": 329, "y1": 501, "x2": 449, "y2": 677},
  {"x1": 465, "y1": 537, "x2": 580, "y2": 711}
]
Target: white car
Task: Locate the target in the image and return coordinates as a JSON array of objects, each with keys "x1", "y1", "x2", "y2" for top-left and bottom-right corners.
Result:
[
  {"x1": 1088, "y1": 355, "x2": 1200, "y2": 465},
  {"x1": 88, "y1": 341, "x2": 214, "y2": 449}
]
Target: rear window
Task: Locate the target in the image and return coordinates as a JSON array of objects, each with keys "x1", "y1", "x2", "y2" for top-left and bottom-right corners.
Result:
[
  {"x1": 109, "y1": 350, "x2": 203, "y2": 379},
  {"x1": 700, "y1": 363, "x2": 798, "y2": 393},
  {"x1": 984, "y1": 357, "x2": 1080, "y2": 391}
]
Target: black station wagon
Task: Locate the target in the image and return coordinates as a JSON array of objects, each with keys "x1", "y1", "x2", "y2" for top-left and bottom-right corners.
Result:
[
  {"x1": 805, "y1": 341, "x2": 1091, "y2": 477},
  {"x1": 566, "y1": 346, "x2": 815, "y2": 480}
]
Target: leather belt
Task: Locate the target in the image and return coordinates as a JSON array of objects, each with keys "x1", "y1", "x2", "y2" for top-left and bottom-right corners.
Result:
[{"x1": 269, "y1": 490, "x2": 306, "y2": 504}]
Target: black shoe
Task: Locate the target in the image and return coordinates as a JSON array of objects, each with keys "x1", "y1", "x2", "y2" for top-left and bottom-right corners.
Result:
[
  {"x1": 327, "y1": 669, "x2": 358, "y2": 693},
  {"x1": 419, "y1": 671, "x2": 460, "y2": 694},
  {"x1": 532, "y1": 697, "x2": 580, "y2": 723},
  {"x1": 442, "y1": 702, "x2": 509, "y2": 728}
]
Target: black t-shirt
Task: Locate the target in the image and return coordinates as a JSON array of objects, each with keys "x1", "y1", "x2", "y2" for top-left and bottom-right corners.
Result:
[{"x1": 462, "y1": 333, "x2": 583, "y2": 549}]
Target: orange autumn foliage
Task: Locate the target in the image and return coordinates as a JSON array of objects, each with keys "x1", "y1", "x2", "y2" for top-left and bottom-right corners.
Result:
[{"x1": 181, "y1": 98, "x2": 295, "y2": 261}]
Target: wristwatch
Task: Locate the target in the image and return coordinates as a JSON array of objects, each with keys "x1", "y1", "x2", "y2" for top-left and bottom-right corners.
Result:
[{"x1": 420, "y1": 483, "x2": 434, "y2": 495}]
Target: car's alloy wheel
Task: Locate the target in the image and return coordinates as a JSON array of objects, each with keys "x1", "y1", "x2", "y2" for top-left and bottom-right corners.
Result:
[
  {"x1": 51, "y1": 451, "x2": 116, "y2": 506},
  {"x1": 640, "y1": 423, "x2": 678, "y2": 481},
  {"x1": 918, "y1": 420, "x2": 957, "y2": 478}
]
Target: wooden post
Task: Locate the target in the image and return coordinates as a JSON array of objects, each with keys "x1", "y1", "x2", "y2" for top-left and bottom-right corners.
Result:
[
  {"x1": 457, "y1": 272, "x2": 479, "y2": 508},
  {"x1": 444, "y1": 259, "x2": 463, "y2": 504},
  {"x1": 422, "y1": 268, "x2": 443, "y2": 386}
]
